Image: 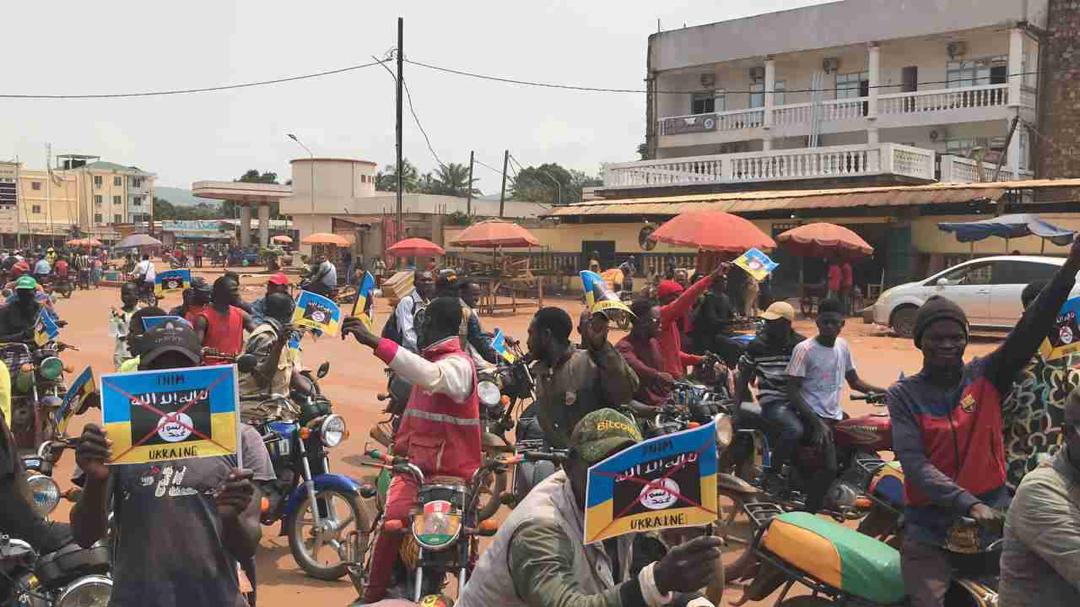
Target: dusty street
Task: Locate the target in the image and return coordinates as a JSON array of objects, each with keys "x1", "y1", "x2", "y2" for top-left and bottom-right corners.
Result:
[{"x1": 45, "y1": 267, "x2": 1001, "y2": 607}]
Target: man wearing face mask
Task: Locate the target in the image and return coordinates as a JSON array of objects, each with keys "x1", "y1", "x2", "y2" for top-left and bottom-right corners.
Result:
[
  {"x1": 0, "y1": 276, "x2": 45, "y2": 343},
  {"x1": 342, "y1": 297, "x2": 481, "y2": 603}
]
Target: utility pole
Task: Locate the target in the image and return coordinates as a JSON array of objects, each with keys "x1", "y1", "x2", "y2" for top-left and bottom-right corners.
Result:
[
  {"x1": 395, "y1": 16, "x2": 405, "y2": 244},
  {"x1": 992, "y1": 115, "x2": 1020, "y2": 216},
  {"x1": 466, "y1": 150, "x2": 474, "y2": 216},
  {"x1": 498, "y1": 150, "x2": 509, "y2": 218}
]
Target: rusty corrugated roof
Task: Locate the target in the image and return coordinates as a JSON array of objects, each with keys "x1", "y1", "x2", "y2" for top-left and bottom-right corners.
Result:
[{"x1": 546, "y1": 178, "x2": 1080, "y2": 218}]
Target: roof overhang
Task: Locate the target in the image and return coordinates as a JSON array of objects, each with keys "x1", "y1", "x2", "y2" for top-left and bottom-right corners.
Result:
[{"x1": 191, "y1": 180, "x2": 293, "y2": 204}]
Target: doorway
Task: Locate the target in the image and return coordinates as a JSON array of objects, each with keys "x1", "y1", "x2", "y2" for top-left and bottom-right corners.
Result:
[{"x1": 581, "y1": 240, "x2": 615, "y2": 272}]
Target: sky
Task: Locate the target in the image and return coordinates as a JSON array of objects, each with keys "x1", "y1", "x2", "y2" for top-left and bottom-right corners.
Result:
[{"x1": 2, "y1": 0, "x2": 829, "y2": 194}]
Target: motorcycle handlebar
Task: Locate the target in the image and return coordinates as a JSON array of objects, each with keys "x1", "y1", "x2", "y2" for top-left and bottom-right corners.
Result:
[{"x1": 851, "y1": 392, "x2": 886, "y2": 404}]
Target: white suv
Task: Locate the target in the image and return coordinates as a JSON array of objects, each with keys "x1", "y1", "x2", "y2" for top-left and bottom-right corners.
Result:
[{"x1": 869, "y1": 255, "x2": 1079, "y2": 337}]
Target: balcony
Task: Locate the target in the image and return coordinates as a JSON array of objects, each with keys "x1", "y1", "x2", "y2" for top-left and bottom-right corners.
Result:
[
  {"x1": 939, "y1": 155, "x2": 1034, "y2": 183},
  {"x1": 603, "y1": 143, "x2": 936, "y2": 189}
]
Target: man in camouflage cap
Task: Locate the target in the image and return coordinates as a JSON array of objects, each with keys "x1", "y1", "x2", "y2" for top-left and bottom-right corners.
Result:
[{"x1": 458, "y1": 409, "x2": 722, "y2": 607}]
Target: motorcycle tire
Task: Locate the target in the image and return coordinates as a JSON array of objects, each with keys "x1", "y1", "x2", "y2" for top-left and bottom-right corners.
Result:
[
  {"x1": 287, "y1": 487, "x2": 371, "y2": 581},
  {"x1": 475, "y1": 468, "x2": 508, "y2": 522}
]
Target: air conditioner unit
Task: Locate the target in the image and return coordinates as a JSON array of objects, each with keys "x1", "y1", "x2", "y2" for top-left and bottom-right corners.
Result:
[
  {"x1": 822, "y1": 57, "x2": 840, "y2": 74},
  {"x1": 748, "y1": 66, "x2": 765, "y2": 81},
  {"x1": 699, "y1": 73, "x2": 716, "y2": 88},
  {"x1": 947, "y1": 41, "x2": 967, "y2": 59}
]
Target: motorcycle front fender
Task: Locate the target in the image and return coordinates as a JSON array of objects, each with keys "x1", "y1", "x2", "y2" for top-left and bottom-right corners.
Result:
[{"x1": 281, "y1": 473, "x2": 361, "y2": 518}]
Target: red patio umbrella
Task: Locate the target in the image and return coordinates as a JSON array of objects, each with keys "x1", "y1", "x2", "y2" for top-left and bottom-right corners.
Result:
[
  {"x1": 449, "y1": 219, "x2": 540, "y2": 248},
  {"x1": 776, "y1": 223, "x2": 874, "y2": 258},
  {"x1": 387, "y1": 237, "x2": 445, "y2": 257},
  {"x1": 649, "y1": 210, "x2": 775, "y2": 254}
]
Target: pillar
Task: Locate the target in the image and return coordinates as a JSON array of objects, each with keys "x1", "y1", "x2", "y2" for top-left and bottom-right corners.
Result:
[
  {"x1": 762, "y1": 56, "x2": 776, "y2": 151},
  {"x1": 1008, "y1": 120, "x2": 1023, "y2": 179},
  {"x1": 239, "y1": 204, "x2": 252, "y2": 248},
  {"x1": 1008, "y1": 27, "x2": 1024, "y2": 108},
  {"x1": 257, "y1": 203, "x2": 270, "y2": 247},
  {"x1": 867, "y1": 42, "x2": 880, "y2": 145}
]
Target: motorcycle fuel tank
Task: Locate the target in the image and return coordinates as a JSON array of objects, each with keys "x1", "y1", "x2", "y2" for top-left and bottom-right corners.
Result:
[{"x1": 833, "y1": 414, "x2": 892, "y2": 451}]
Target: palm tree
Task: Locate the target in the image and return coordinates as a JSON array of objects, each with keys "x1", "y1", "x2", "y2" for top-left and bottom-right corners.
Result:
[
  {"x1": 376, "y1": 159, "x2": 420, "y2": 192},
  {"x1": 431, "y1": 162, "x2": 476, "y2": 197}
]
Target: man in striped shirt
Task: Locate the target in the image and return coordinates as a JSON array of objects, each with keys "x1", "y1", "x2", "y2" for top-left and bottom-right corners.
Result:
[{"x1": 735, "y1": 301, "x2": 806, "y2": 485}]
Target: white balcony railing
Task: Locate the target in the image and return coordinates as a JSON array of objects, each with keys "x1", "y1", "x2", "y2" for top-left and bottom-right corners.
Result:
[
  {"x1": 660, "y1": 107, "x2": 764, "y2": 135},
  {"x1": 878, "y1": 84, "x2": 1009, "y2": 116},
  {"x1": 939, "y1": 155, "x2": 1035, "y2": 183},
  {"x1": 603, "y1": 143, "x2": 935, "y2": 189}
]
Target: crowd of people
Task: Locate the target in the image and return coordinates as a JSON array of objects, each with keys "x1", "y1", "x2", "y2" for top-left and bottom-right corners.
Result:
[{"x1": 0, "y1": 241, "x2": 1078, "y2": 607}]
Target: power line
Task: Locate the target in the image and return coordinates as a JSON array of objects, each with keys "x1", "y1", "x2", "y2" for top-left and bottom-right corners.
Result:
[
  {"x1": 473, "y1": 158, "x2": 503, "y2": 174},
  {"x1": 0, "y1": 60, "x2": 386, "y2": 100},
  {"x1": 402, "y1": 79, "x2": 445, "y2": 169}
]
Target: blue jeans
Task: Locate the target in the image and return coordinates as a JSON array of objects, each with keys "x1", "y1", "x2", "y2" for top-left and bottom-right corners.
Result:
[{"x1": 760, "y1": 401, "x2": 804, "y2": 474}]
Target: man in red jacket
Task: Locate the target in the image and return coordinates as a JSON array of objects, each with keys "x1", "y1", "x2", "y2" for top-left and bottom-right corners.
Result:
[
  {"x1": 655, "y1": 263, "x2": 727, "y2": 378},
  {"x1": 343, "y1": 297, "x2": 480, "y2": 603}
]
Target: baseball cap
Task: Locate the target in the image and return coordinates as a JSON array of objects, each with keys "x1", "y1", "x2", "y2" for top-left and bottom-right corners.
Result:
[
  {"x1": 570, "y1": 409, "x2": 643, "y2": 465},
  {"x1": 760, "y1": 301, "x2": 796, "y2": 323},
  {"x1": 656, "y1": 279, "x2": 684, "y2": 300},
  {"x1": 15, "y1": 276, "x2": 37, "y2": 290},
  {"x1": 138, "y1": 321, "x2": 202, "y2": 368},
  {"x1": 267, "y1": 272, "x2": 290, "y2": 286}
]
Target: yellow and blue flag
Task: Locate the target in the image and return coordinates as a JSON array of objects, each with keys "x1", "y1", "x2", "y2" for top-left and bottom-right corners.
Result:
[
  {"x1": 154, "y1": 269, "x2": 192, "y2": 297},
  {"x1": 491, "y1": 329, "x2": 515, "y2": 363},
  {"x1": 350, "y1": 271, "x2": 377, "y2": 329},
  {"x1": 56, "y1": 366, "x2": 97, "y2": 435},
  {"x1": 101, "y1": 365, "x2": 239, "y2": 465},
  {"x1": 579, "y1": 270, "x2": 633, "y2": 319},
  {"x1": 584, "y1": 420, "x2": 718, "y2": 544},
  {"x1": 733, "y1": 248, "x2": 779, "y2": 282},
  {"x1": 33, "y1": 310, "x2": 60, "y2": 347},
  {"x1": 292, "y1": 290, "x2": 342, "y2": 337},
  {"x1": 1039, "y1": 296, "x2": 1080, "y2": 361}
]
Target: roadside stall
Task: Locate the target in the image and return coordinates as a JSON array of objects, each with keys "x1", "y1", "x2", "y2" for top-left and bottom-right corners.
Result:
[
  {"x1": 449, "y1": 219, "x2": 542, "y2": 315},
  {"x1": 938, "y1": 213, "x2": 1076, "y2": 254},
  {"x1": 776, "y1": 222, "x2": 874, "y2": 316}
]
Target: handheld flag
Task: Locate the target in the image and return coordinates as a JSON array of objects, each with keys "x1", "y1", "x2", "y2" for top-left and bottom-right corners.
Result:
[
  {"x1": 142, "y1": 316, "x2": 192, "y2": 331},
  {"x1": 101, "y1": 365, "x2": 240, "y2": 465},
  {"x1": 491, "y1": 329, "x2": 515, "y2": 363},
  {"x1": 349, "y1": 271, "x2": 377, "y2": 329},
  {"x1": 56, "y1": 367, "x2": 97, "y2": 435},
  {"x1": 1039, "y1": 296, "x2": 1080, "y2": 361},
  {"x1": 579, "y1": 270, "x2": 633, "y2": 319},
  {"x1": 34, "y1": 310, "x2": 60, "y2": 347},
  {"x1": 292, "y1": 290, "x2": 342, "y2": 337},
  {"x1": 154, "y1": 269, "x2": 192, "y2": 297},
  {"x1": 584, "y1": 421, "x2": 718, "y2": 544},
  {"x1": 734, "y1": 248, "x2": 779, "y2": 282}
]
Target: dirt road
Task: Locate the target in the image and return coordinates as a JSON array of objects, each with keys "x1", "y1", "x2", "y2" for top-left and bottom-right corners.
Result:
[{"x1": 43, "y1": 268, "x2": 1000, "y2": 606}]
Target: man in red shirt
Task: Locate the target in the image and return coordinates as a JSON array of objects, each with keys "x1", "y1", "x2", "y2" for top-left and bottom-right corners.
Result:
[
  {"x1": 826, "y1": 258, "x2": 843, "y2": 302},
  {"x1": 193, "y1": 275, "x2": 255, "y2": 361},
  {"x1": 840, "y1": 259, "x2": 854, "y2": 315},
  {"x1": 616, "y1": 299, "x2": 675, "y2": 407},
  {"x1": 655, "y1": 264, "x2": 727, "y2": 378}
]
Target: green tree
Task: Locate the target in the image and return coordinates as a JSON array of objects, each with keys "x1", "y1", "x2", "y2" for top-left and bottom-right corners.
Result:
[
  {"x1": 226, "y1": 169, "x2": 281, "y2": 218},
  {"x1": 376, "y1": 159, "x2": 420, "y2": 193},
  {"x1": 430, "y1": 162, "x2": 478, "y2": 197},
  {"x1": 154, "y1": 197, "x2": 178, "y2": 220},
  {"x1": 510, "y1": 162, "x2": 600, "y2": 205}
]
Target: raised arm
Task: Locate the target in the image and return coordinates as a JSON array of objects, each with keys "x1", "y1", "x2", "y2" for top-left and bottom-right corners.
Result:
[
  {"x1": 582, "y1": 316, "x2": 638, "y2": 406},
  {"x1": 660, "y1": 274, "x2": 713, "y2": 325}
]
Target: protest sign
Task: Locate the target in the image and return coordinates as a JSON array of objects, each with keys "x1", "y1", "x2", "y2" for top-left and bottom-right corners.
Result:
[
  {"x1": 154, "y1": 269, "x2": 192, "y2": 297},
  {"x1": 1040, "y1": 296, "x2": 1080, "y2": 361},
  {"x1": 584, "y1": 421, "x2": 717, "y2": 544},
  {"x1": 349, "y1": 272, "x2": 377, "y2": 329},
  {"x1": 142, "y1": 316, "x2": 192, "y2": 331},
  {"x1": 734, "y1": 248, "x2": 779, "y2": 282},
  {"x1": 580, "y1": 270, "x2": 633, "y2": 319},
  {"x1": 56, "y1": 367, "x2": 97, "y2": 435},
  {"x1": 292, "y1": 290, "x2": 342, "y2": 337},
  {"x1": 101, "y1": 365, "x2": 239, "y2": 465},
  {"x1": 491, "y1": 329, "x2": 514, "y2": 362},
  {"x1": 34, "y1": 310, "x2": 60, "y2": 347}
]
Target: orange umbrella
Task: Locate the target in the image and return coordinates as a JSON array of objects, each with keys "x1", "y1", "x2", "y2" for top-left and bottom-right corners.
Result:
[
  {"x1": 387, "y1": 237, "x2": 445, "y2": 257},
  {"x1": 301, "y1": 232, "x2": 350, "y2": 247},
  {"x1": 649, "y1": 210, "x2": 775, "y2": 254},
  {"x1": 449, "y1": 219, "x2": 540, "y2": 248},
  {"x1": 777, "y1": 223, "x2": 874, "y2": 258}
]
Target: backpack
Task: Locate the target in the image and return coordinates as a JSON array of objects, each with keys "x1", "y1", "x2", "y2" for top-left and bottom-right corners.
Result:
[{"x1": 381, "y1": 295, "x2": 426, "y2": 347}]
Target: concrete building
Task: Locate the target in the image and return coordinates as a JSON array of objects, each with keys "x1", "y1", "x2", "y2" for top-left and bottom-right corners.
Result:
[
  {"x1": 604, "y1": 0, "x2": 1050, "y2": 197},
  {"x1": 0, "y1": 154, "x2": 155, "y2": 244},
  {"x1": 190, "y1": 181, "x2": 292, "y2": 248}
]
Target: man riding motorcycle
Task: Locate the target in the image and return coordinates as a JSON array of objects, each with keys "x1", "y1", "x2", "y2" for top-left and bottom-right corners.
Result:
[
  {"x1": 0, "y1": 276, "x2": 46, "y2": 343},
  {"x1": 342, "y1": 297, "x2": 482, "y2": 603},
  {"x1": 615, "y1": 299, "x2": 676, "y2": 407},
  {"x1": 238, "y1": 292, "x2": 304, "y2": 421}
]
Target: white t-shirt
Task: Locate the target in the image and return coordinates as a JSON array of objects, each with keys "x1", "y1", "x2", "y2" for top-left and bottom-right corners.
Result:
[
  {"x1": 134, "y1": 259, "x2": 156, "y2": 282},
  {"x1": 786, "y1": 336, "x2": 855, "y2": 421}
]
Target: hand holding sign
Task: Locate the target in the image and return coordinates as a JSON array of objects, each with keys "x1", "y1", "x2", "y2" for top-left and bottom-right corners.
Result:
[
  {"x1": 654, "y1": 536, "x2": 725, "y2": 595},
  {"x1": 75, "y1": 424, "x2": 112, "y2": 482},
  {"x1": 581, "y1": 313, "x2": 610, "y2": 352},
  {"x1": 215, "y1": 469, "x2": 255, "y2": 521}
]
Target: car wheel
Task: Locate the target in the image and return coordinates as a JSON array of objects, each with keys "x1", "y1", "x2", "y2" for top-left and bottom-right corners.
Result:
[{"x1": 890, "y1": 306, "x2": 918, "y2": 338}]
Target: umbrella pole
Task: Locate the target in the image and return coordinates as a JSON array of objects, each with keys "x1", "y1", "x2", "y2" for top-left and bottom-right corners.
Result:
[
  {"x1": 970, "y1": 242, "x2": 975, "y2": 260},
  {"x1": 1041, "y1": 238, "x2": 1046, "y2": 254}
]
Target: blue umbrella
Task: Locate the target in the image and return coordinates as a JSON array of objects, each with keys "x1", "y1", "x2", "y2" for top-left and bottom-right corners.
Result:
[{"x1": 938, "y1": 213, "x2": 1075, "y2": 250}]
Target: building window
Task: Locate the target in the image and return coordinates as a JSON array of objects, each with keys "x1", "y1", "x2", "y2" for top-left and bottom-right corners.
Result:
[
  {"x1": 132, "y1": 196, "x2": 143, "y2": 206},
  {"x1": 31, "y1": 181, "x2": 41, "y2": 191},
  {"x1": 691, "y1": 92, "x2": 715, "y2": 115},
  {"x1": 750, "y1": 82, "x2": 764, "y2": 108},
  {"x1": 836, "y1": 71, "x2": 869, "y2": 99},
  {"x1": 113, "y1": 176, "x2": 122, "y2": 187},
  {"x1": 32, "y1": 205, "x2": 41, "y2": 214},
  {"x1": 946, "y1": 56, "x2": 1007, "y2": 88},
  {"x1": 93, "y1": 175, "x2": 102, "y2": 187},
  {"x1": 94, "y1": 195, "x2": 103, "y2": 205},
  {"x1": 131, "y1": 177, "x2": 143, "y2": 188},
  {"x1": 113, "y1": 214, "x2": 122, "y2": 223},
  {"x1": 94, "y1": 213, "x2": 103, "y2": 224},
  {"x1": 113, "y1": 195, "x2": 121, "y2": 205}
]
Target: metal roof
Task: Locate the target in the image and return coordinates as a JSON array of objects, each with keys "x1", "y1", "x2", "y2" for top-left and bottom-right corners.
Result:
[{"x1": 545, "y1": 179, "x2": 1080, "y2": 219}]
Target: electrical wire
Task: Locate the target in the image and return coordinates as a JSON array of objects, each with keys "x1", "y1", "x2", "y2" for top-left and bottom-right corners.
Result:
[
  {"x1": 0, "y1": 60, "x2": 386, "y2": 99},
  {"x1": 402, "y1": 79, "x2": 445, "y2": 169},
  {"x1": 473, "y1": 158, "x2": 504, "y2": 175}
]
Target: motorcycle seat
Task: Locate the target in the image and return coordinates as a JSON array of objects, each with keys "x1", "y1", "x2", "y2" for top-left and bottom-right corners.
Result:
[
  {"x1": 427, "y1": 475, "x2": 467, "y2": 485},
  {"x1": 717, "y1": 472, "x2": 758, "y2": 496},
  {"x1": 762, "y1": 511, "x2": 905, "y2": 605}
]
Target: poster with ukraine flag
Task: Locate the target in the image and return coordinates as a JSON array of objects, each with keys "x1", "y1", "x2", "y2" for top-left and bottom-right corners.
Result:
[
  {"x1": 100, "y1": 365, "x2": 239, "y2": 465},
  {"x1": 579, "y1": 270, "x2": 633, "y2": 319},
  {"x1": 293, "y1": 290, "x2": 342, "y2": 337},
  {"x1": 349, "y1": 271, "x2": 377, "y2": 329},
  {"x1": 584, "y1": 421, "x2": 718, "y2": 544}
]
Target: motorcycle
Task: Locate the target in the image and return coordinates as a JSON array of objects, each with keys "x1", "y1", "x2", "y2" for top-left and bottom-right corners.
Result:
[
  {"x1": 125, "y1": 278, "x2": 157, "y2": 307},
  {"x1": 1, "y1": 341, "x2": 75, "y2": 452},
  {"x1": 0, "y1": 534, "x2": 113, "y2": 607},
  {"x1": 350, "y1": 447, "x2": 568, "y2": 604},
  {"x1": 236, "y1": 356, "x2": 370, "y2": 581},
  {"x1": 50, "y1": 276, "x2": 73, "y2": 299},
  {"x1": 731, "y1": 505, "x2": 1000, "y2": 607},
  {"x1": 20, "y1": 438, "x2": 85, "y2": 521}
]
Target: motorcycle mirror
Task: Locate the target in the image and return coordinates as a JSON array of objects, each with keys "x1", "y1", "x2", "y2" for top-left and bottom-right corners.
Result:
[
  {"x1": 236, "y1": 354, "x2": 257, "y2": 374},
  {"x1": 317, "y1": 362, "x2": 330, "y2": 378}
]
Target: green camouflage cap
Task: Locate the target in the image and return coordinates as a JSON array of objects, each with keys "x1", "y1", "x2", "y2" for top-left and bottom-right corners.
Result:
[
  {"x1": 570, "y1": 408, "x2": 643, "y2": 465},
  {"x1": 15, "y1": 275, "x2": 37, "y2": 290}
]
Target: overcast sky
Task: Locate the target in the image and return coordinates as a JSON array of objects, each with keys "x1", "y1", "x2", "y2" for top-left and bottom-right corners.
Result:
[{"x1": 2, "y1": 0, "x2": 828, "y2": 194}]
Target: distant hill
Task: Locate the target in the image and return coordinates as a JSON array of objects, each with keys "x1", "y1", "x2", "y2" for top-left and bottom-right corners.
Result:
[{"x1": 154, "y1": 186, "x2": 221, "y2": 208}]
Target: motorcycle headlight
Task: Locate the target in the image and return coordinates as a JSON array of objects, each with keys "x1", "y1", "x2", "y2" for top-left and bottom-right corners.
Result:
[
  {"x1": 477, "y1": 381, "x2": 501, "y2": 407},
  {"x1": 27, "y1": 474, "x2": 60, "y2": 516},
  {"x1": 55, "y1": 574, "x2": 112, "y2": 607},
  {"x1": 411, "y1": 509, "x2": 463, "y2": 551},
  {"x1": 39, "y1": 357, "x2": 64, "y2": 381},
  {"x1": 319, "y1": 414, "x2": 347, "y2": 449},
  {"x1": 713, "y1": 413, "x2": 733, "y2": 450}
]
